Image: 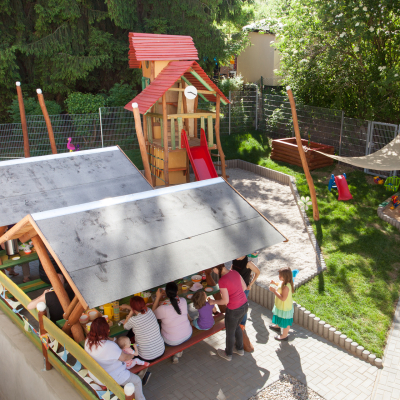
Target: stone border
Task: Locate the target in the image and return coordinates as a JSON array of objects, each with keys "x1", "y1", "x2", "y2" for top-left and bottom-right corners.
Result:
[
  {"x1": 224, "y1": 159, "x2": 383, "y2": 368},
  {"x1": 377, "y1": 196, "x2": 400, "y2": 231}
]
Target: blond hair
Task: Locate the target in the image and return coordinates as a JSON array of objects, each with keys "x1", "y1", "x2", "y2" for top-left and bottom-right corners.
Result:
[
  {"x1": 279, "y1": 266, "x2": 295, "y2": 293},
  {"x1": 116, "y1": 336, "x2": 130, "y2": 349},
  {"x1": 192, "y1": 290, "x2": 207, "y2": 310}
]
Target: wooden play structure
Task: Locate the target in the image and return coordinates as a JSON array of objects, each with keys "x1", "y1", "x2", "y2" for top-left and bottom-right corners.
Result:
[
  {"x1": 125, "y1": 33, "x2": 230, "y2": 187},
  {"x1": 271, "y1": 137, "x2": 334, "y2": 170}
]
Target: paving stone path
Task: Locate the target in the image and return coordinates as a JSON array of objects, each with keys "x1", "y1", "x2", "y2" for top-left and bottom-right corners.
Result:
[{"x1": 142, "y1": 300, "x2": 379, "y2": 400}]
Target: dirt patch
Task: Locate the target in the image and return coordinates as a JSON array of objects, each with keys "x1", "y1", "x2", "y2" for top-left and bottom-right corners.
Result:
[
  {"x1": 331, "y1": 164, "x2": 357, "y2": 176},
  {"x1": 382, "y1": 203, "x2": 400, "y2": 222}
]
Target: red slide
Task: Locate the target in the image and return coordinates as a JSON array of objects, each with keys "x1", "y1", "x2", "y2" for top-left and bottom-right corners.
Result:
[
  {"x1": 181, "y1": 128, "x2": 218, "y2": 181},
  {"x1": 335, "y1": 175, "x2": 353, "y2": 201}
]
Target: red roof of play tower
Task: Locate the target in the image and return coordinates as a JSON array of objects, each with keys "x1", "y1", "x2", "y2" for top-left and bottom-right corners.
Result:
[{"x1": 128, "y1": 33, "x2": 199, "y2": 68}]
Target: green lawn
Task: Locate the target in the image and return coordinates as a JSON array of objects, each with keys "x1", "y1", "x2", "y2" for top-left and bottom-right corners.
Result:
[
  {"x1": 126, "y1": 131, "x2": 398, "y2": 356},
  {"x1": 221, "y1": 130, "x2": 398, "y2": 357}
]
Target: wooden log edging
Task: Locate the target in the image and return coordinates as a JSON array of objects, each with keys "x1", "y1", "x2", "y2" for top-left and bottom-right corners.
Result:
[
  {"x1": 377, "y1": 204, "x2": 400, "y2": 231},
  {"x1": 224, "y1": 160, "x2": 382, "y2": 368}
]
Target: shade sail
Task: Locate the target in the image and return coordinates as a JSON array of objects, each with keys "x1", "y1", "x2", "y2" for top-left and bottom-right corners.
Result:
[
  {"x1": 315, "y1": 134, "x2": 400, "y2": 171},
  {"x1": 32, "y1": 178, "x2": 287, "y2": 308},
  {"x1": 0, "y1": 147, "x2": 152, "y2": 227}
]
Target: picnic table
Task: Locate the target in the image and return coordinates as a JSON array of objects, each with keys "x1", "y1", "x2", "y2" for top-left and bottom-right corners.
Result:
[{"x1": 0, "y1": 249, "x2": 39, "y2": 270}]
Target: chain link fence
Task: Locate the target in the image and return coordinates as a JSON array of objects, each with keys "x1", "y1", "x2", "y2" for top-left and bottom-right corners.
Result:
[{"x1": 0, "y1": 91, "x2": 399, "y2": 176}]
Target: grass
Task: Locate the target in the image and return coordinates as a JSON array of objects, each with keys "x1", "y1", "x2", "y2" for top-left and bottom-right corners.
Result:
[
  {"x1": 222, "y1": 130, "x2": 398, "y2": 357},
  {"x1": 126, "y1": 130, "x2": 398, "y2": 356}
]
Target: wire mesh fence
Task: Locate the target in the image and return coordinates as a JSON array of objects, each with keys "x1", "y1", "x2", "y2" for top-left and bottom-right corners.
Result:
[{"x1": 0, "y1": 91, "x2": 399, "y2": 177}]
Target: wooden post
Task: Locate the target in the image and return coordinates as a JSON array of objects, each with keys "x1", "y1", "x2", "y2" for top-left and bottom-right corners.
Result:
[
  {"x1": 18, "y1": 229, "x2": 37, "y2": 244},
  {"x1": 132, "y1": 103, "x2": 152, "y2": 186},
  {"x1": 215, "y1": 93, "x2": 226, "y2": 180},
  {"x1": 63, "y1": 296, "x2": 79, "y2": 320},
  {"x1": 71, "y1": 322, "x2": 86, "y2": 343},
  {"x1": 287, "y1": 87, "x2": 320, "y2": 221},
  {"x1": 31, "y1": 236, "x2": 70, "y2": 312},
  {"x1": 194, "y1": 96, "x2": 199, "y2": 138},
  {"x1": 36, "y1": 89, "x2": 57, "y2": 154},
  {"x1": 162, "y1": 94, "x2": 169, "y2": 186},
  {"x1": 16, "y1": 82, "x2": 30, "y2": 158},
  {"x1": 124, "y1": 383, "x2": 136, "y2": 400},
  {"x1": 62, "y1": 301, "x2": 84, "y2": 332},
  {"x1": 37, "y1": 302, "x2": 52, "y2": 371},
  {"x1": 182, "y1": 90, "x2": 189, "y2": 132}
]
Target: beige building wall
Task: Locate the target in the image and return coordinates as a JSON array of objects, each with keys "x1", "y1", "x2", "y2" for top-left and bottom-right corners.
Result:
[{"x1": 237, "y1": 32, "x2": 281, "y2": 86}]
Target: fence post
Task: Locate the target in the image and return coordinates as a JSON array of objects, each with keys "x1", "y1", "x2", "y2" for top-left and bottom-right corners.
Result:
[
  {"x1": 99, "y1": 108, "x2": 104, "y2": 148},
  {"x1": 338, "y1": 111, "x2": 344, "y2": 156},
  {"x1": 364, "y1": 121, "x2": 372, "y2": 173},
  {"x1": 255, "y1": 89, "x2": 258, "y2": 131},
  {"x1": 37, "y1": 302, "x2": 52, "y2": 371},
  {"x1": 228, "y1": 91, "x2": 231, "y2": 135}
]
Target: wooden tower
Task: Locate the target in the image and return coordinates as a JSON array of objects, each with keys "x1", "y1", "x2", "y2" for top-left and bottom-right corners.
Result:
[{"x1": 125, "y1": 33, "x2": 230, "y2": 187}]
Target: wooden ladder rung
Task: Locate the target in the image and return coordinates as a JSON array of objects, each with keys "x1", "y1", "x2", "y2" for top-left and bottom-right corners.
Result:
[
  {"x1": 168, "y1": 167, "x2": 187, "y2": 172},
  {"x1": 214, "y1": 163, "x2": 227, "y2": 167}
]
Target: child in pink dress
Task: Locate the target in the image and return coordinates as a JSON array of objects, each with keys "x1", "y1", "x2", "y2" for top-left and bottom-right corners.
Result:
[{"x1": 116, "y1": 336, "x2": 150, "y2": 369}]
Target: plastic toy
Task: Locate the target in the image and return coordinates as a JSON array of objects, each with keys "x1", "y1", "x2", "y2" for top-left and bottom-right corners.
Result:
[
  {"x1": 374, "y1": 176, "x2": 385, "y2": 185},
  {"x1": 390, "y1": 195, "x2": 400, "y2": 209},
  {"x1": 384, "y1": 176, "x2": 400, "y2": 192},
  {"x1": 67, "y1": 137, "x2": 76, "y2": 152},
  {"x1": 292, "y1": 269, "x2": 299, "y2": 282},
  {"x1": 328, "y1": 173, "x2": 353, "y2": 201}
]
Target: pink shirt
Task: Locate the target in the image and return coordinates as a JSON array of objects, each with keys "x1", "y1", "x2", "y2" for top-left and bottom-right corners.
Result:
[
  {"x1": 219, "y1": 270, "x2": 247, "y2": 310},
  {"x1": 154, "y1": 297, "x2": 192, "y2": 345}
]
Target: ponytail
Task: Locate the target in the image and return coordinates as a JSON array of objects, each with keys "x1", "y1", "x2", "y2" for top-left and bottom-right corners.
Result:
[
  {"x1": 165, "y1": 282, "x2": 181, "y2": 315},
  {"x1": 215, "y1": 264, "x2": 225, "y2": 279}
]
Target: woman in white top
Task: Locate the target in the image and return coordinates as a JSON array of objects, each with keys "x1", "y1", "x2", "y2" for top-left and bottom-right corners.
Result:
[
  {"x1": 152, "y1": 282, "x2": 192, "y2": 364},
  {"x1": 84, "y1": 317, "x2": 146, "y2": 399},
  {"x1": 121, "y1": 296, "x2": 165, "y2": 362}
]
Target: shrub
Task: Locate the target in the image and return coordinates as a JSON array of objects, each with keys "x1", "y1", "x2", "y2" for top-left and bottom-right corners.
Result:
[
  {"x1": 217, "y1": 75, "x2": 244, "y2": 96},
  {"x1": 9, "y1": 97, "x2": 62, "y2": 123},
  {"x1": 106, "y1": 82, "x2": 137, "y2": 107},
  {"x1": 65, "y1": 92, "x2": 106, "y2": 114}
]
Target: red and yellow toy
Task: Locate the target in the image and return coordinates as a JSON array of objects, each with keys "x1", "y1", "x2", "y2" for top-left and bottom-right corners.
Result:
[
  {"x1": 374, "y1": 176, "x2": 385, "y2": 184},
  {"x1": 390, "y1": 195, "x2": 400, "y2": 209}
]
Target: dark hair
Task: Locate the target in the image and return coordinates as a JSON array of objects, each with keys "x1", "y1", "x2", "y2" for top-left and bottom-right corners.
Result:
[
  {"x1": 130, "y1": 296, "x2": 147, "y2": 314},
  {"x1": 192, "y1": 290, "x2": 206, "y2": 310},
  {"x1": 166, "y1": 282, "x2": 181, "y2": 315},
  {"x1": 214, "y1": 264, "x2": 225, "y2": 279},
  {"x1": 279, "y1": 266, "x2": 295, "y2": 294},
  {"x1": 86, "y1": 317, "x2": 110, "y2": 351}
]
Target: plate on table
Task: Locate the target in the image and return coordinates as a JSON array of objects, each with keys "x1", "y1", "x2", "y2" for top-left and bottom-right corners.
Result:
[
  {"x1": 186, "y1": 294, "x2": 193, "y2": 299},
  {"x1": 205, "y1": 287, "x2": 213, "y2": 292}
]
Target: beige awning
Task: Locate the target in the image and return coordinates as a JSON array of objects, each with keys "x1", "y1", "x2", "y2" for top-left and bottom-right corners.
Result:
[{"x1": 316, "y1": 135, "x2": 400, "y2": 171}]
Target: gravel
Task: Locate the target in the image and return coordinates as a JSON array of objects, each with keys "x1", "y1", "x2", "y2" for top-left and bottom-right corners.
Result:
[{"x1": 249, "y1": 374, "x2": 325, "y2": 400}]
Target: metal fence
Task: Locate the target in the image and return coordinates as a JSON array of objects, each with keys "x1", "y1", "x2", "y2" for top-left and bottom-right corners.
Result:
[{"x1": 0, "y1": 91, "x2": 399, "y2": 176}]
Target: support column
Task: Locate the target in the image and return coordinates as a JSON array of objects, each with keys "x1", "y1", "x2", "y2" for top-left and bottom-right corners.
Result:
[
  {"x1": 215, "y1": 93, "x2": 226, "y2": 180},
  {"x1": 31, "y1": 236, "x2": 70, "y2": 312},
  {"x1": 162, "y1": 94, "x2": 169, "y2": 186},
  {"x1": 36, "y1": 89, "x2": 57, "y2": 154},
  {"x1": 37, "y1": 302, "x2": 52, "y2": 371},
  {"x1": 16, "y1": 82, "x2": 30, "y2": 158}
]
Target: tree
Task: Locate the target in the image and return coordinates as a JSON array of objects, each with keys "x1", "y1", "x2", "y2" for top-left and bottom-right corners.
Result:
[
  {"x1": 0, "y1": 0, "x2": 253, "y2": 123},
  {"x1": 271, "y1": 0, "x2": 400, "y2": 123}
]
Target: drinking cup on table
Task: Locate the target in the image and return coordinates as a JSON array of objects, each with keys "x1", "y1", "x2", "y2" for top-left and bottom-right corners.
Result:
[
  {"x1": 182, "y1": 285, "x2": 188, "y2": 291},
  {"x1": 88, "y1": 310, "x2": 98, "y2": 321},
  {"x1": 79, "y1": 314, "x2": 89, "y2": 324}
]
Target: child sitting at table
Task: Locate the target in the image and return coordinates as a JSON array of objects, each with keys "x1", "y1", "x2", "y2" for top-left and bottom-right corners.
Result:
[
  {"x1": 116, "y1": 336, "x2": 150, "y2": 369},
  {"x1": 191, "y1": 290, "x2": 217, "y2": 330}
]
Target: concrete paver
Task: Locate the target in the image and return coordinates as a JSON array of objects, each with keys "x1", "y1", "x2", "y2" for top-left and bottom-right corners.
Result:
[{"x1": 143, "y1": 300, "x2": 379, "y2": 400}]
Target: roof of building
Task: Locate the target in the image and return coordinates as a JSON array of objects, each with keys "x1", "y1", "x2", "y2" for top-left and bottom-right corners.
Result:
[
  {"x1": 5, "y1": 178, "x2": 287, "y2": 308},
  {"x1": 0, "y1": 147, "x2": 152, "y2": 227},
  {"x1": 128, "y1": 32, "x2": 199, "y2": 68},
  {"x1": 124, "y1": 61, "x2": 229, "y2": 114}
]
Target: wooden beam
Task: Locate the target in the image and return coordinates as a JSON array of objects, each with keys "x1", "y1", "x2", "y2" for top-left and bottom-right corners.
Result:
[
  {"x1": 167, "y1": 113, "x2": 216, "y2": 119},
  {"x1": 63, "y1": 296, "x2": 79, "y2": 320},
  {"x1": 287, "y1": 87, "x2": 319, "y2": 221},
  {"x1": 62, "y1": 301, "x2": 84, "y2": 334},
  {"x1": 194, "y1": 96, "x2": 199, "y2": 138},
  {"x1": 144, "y1": 112, "x2": 163, "y2": 118},
  {"x1": 31, "y1": 236, "x2": 71, "y2": 312},
  {"x1": 19, "y1": 229, "x2": 37, "y2": 244},
  {"x1": 162, "y1": 94, "x2": 169, "y2": 186},
  {"x1": 182, "y1": 90, "x2": 189, "y2": 132},
  {"x1": 36, "y1": 89, "x2": 57, "y2": 154},
  {"x1": 0, "y1": 226, "x2": 7, "y2": 237},
  {"x1": 207, "y1": 116, "x2": 213, "y2": 147},
  {"x1": 167, "y1": 88, "x2": 217, "y2": 95},
  {"x1": 15, "y1": 82, "x2": 30, "y2": 158},
  {"x1": 38, "y1": 307, "x2": 52, "y2": 370},
  {"x1": 215, "y1": 93, "x2": 226, "y2": 180},
  {"x1": 0, "y1": 216, "x2": 31, "y2": 245},
  {"x1": 171, "y1": 118, "x2": 176, "y2": 150},
  {"x1": 132, "y1": 103, "x2": 152, "y2": 186}
]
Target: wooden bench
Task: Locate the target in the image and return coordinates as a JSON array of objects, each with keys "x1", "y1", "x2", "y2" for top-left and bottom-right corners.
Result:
[
  {"x1": 18, "y1": 279, "x2": 51, "y2": 294},
  {"x1": 130, "y1": 313, "x2": 225, "y2": 374}
]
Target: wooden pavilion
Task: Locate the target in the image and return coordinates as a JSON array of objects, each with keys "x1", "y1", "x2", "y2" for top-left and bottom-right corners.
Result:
[{"x1": 124, "y1": 33, "x2": 230, "y2": 187}]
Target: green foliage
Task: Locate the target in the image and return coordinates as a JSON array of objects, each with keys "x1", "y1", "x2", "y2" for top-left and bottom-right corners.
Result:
[
  {"x1": 218, "y1": 75, "x2": 245, "y2": 96},
  {"x1": 107, "y1": 82, "x2": 137, "y2": 107},
  {"x1": 271, "y1": 0, "x2": 400, "y2": 122},
  {"x1": 8, "y1": 98, "x2": 62, "y2": 123},
  {"x1": 65, "y1": 92, "x2": 106, "y2": 114}
]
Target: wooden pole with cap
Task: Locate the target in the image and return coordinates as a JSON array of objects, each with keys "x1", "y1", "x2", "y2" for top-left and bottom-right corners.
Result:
[
  {"x1": 36, "y1": 89, "x2": 57, "y2": 154},
  {"x1": 132, "y1": 103, "x2": 152, "y2": 185},
  {"x1": 37, "y1": 302, "x2": 52, "y2": 371},
  {"x1": 286, "y1": 86, "x2": 319, "y2": 221},
  {"x1": 15, "y1": 82, "x2": 30, "y2": 158}
]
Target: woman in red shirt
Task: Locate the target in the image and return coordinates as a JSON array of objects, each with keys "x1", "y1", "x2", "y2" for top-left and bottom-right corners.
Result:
[{"x1": 209, "y1": 264, "x2": 248, "y2": 361}]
